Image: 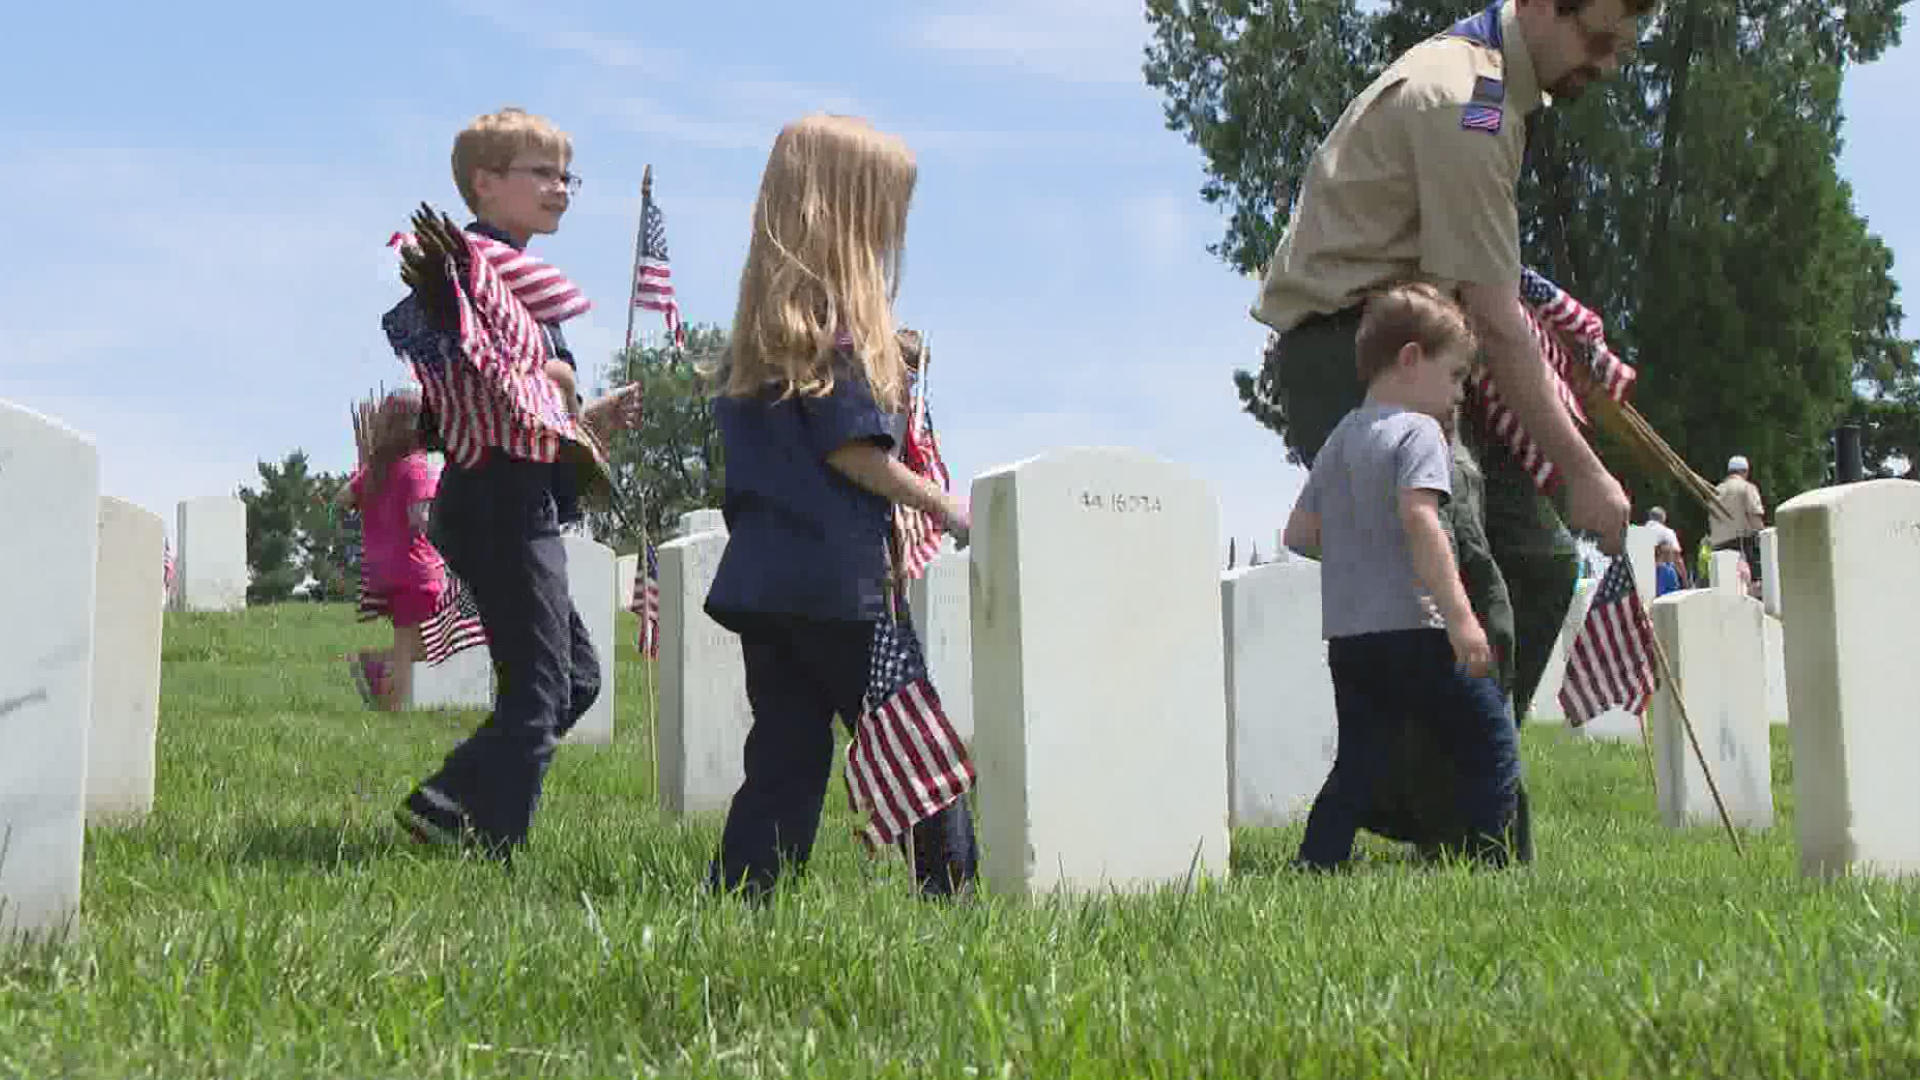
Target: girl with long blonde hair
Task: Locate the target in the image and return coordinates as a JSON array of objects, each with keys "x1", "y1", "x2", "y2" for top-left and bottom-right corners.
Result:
[{"x1": 702, "y1": 114, "x2": 976, "y2": 901}]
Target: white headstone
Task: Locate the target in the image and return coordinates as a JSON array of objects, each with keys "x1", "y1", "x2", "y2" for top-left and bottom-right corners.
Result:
[
  {"x1": 561, "y1": 534, "x2": 617, "y2": 746},
  {"x1": 1762, "y1": 613, "x2": 1788, "y2": 726},
  {"x1": 173, "y1": 496, "x2": 247, "y2": 612},
  {"x1": 616, "y1": 553, "x2": 639, "y2": 612},
  {"x1": 1221, "y1": 560, "x2": 1336, "y2": 827},
  {"x1": 656, "y1": 527, "x2": 754, "y2": 816},
  {"x1": 1708, "y1": 550, "x2": 1744, "y2": 594},
  {"x1": 88, "y1": 497, "x2": 165, "y2": 825},
  {"x1": 1646, "y1": 589, "x2": 1773, "y2": 831},
  {"x1": 677, "y1": 509, "x2": 725, "y2": 538},
  {"x1": 1, "y1": 400, "x2": 100, "y2": 942},
  {"x1": 908, "y1": 551, "x2": 973, "y2": 744},
  {"x1": 1758, "y1": 527, "x2": 1781, "y2": 617},
  {"x1": 971, "y1": 448, "x2": 1230, "y2": 896},
  {"x1": 1527, "y1": 575, "x2": 1596, "y2": 722},
  {"x1": 1777, "y1": 479, "x2": 1920, "y2": 878},
  {"x1": 406, "y1": 644, "x2": 494, "y2": 711},
  {"x1": 1625, "y1": 524, "x2": 1660, "y2": 607}
]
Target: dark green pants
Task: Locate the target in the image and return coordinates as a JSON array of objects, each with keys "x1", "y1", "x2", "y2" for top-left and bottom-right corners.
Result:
[{"x1": 1266, "y1": 310, "x2": 1578, "y2": 719}]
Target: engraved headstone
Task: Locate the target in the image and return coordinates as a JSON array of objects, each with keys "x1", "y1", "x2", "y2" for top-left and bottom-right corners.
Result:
[
  {"x1": 656, "y1": 526, "x2": 754, "y2": 815},
  {"x1": 971, "y1": 448, "x2": 1229, "y2": 896},
  {"x1": 908, "y1": 549, "x2": 973, "y2": 744},
  {"x1": 173, "y1": 496, "x2": 248, "y2": 612},
  {"x1": 562, "y1": 534, "x2": 617, "y2": 746},
  {"x1": 1221, "y1": 560, "x2": 1336, "y2": 827},
  {"x1": 1647, "y1": 589, "x2": 1773, "y2": 831}
]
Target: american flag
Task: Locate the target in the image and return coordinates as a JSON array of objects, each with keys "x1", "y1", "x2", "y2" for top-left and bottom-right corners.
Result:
[
  {"x1": 843, "y1": 614, "x2": 975, "y2": 852},
  {"x1": 632, "y1": 543, "x2": 661, "y2": 661},
  {"x1": 1558, "y1": 554, "x2": 1659, "y2": 727},
  {"x1": 163, "y1": 536, "x2": 176, "y2": 602},
  {"x1": 633, "y1": 191, "x2": 685, "y2": 348},
  {"x1": 892, "y1": 369, "x2": 951, "y2": 581},
  {"x1": 357, "y1": 574, "x2": 489, "y2": 666},
  {"x1": 1469, "y1": 267, "x2": 1638, "y2": 493},
  {"x1": 382, "y1": 223, "x2": 594, "y2": 472}
]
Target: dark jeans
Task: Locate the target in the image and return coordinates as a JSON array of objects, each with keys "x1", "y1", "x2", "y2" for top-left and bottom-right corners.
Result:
[
  {"x1": 1298, "y1": 629, "x2": 1523, "y2": 870},
  {"x1": 710, "y1": 616, "x2": 976, "y2": 900},
  {"x1": 418, "y1": 455, "x2": 600, "y2": 848}
]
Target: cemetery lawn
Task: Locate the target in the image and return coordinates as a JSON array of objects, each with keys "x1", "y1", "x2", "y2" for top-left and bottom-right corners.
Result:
[{"x1": 5, "y1": 608, "x2": 1920, "y2": 1079}]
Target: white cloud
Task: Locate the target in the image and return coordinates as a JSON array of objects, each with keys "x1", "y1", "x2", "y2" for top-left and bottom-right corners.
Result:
[{"x1": 910, "y1": 0, "x2": 1151, "y2": 85}]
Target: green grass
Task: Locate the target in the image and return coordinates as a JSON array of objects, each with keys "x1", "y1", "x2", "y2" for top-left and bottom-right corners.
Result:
[{"x1": 5, "y1": 604, "x2": 1920, "y2": 1077}]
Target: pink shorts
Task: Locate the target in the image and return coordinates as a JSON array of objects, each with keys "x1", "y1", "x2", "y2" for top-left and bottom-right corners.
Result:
[{"x1": 383, "y1": 584, "x2": 442, "y2": 628}]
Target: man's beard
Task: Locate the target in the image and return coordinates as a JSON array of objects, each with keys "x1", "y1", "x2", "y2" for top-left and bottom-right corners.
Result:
[{"x1": 1548, "y1": 65, "x2": 1603, "y2": 100}]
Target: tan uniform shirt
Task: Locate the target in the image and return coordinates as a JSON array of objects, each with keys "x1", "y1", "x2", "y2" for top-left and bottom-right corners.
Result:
[
  {"x1": 1251, "y1": 0, "x2": 1548, "y2": 334},
  {"x1": 1708, "y1": 475, "x2": 1765, "y2": 545}
]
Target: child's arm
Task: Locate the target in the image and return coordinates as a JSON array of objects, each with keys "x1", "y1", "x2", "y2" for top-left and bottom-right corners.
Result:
[
  {"x1": 826, "y1": 442, "x2": 969, "y2": 540},
  {"x1": 1398, "y1": 487, "x2": 1490, "y2": 677},
  {"x1": 1283, "y1": 507, "x2": 1321, "y2": 559}
]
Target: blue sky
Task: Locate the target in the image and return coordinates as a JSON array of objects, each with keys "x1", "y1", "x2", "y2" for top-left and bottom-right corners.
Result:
[{"x1": 2, "y1": 1, "x2": 1911, "y2": 559}]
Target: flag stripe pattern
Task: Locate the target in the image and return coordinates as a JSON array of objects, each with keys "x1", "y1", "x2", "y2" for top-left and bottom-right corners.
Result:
[
  {"x1": 357, "y1": 574, "x2": 489, "y2": 666},
  {"x1": 381, "y1": 228, "x2": 594, "y2": 471},
  {"x1": 1558, "y1": 554, "x2": 1659, "y2": 727},
  {"x1": 630, "y1": 543, "x2": 662, "y2": 661},
  {"x1": 892, "y1": 370, "x2": 951, "y2": 581},
  {"x1": 843, "y1": 613, "x2": 975, "y2": 852},
  {"x1": 633, "y1": 194, "x2": 685, "y2": 348},
  {"x1": 1468, "y1": 267, "x2": 1639, "y2": 493}
]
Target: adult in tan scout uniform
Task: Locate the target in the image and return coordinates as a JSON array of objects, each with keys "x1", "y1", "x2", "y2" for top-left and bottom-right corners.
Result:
[{"x1": 1252, "y1": 0, "x2": 1652, "y2": 728}]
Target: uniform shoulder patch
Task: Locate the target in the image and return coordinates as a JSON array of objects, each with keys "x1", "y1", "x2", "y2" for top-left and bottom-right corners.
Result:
[{"x1": 1461, "y1": 102, "x2": 1503, "y2": 134}]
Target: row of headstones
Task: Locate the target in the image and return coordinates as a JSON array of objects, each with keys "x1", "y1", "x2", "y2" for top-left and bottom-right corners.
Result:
[{"x1": 649, "y1": 452, "x2": 1920, "y2": 894}]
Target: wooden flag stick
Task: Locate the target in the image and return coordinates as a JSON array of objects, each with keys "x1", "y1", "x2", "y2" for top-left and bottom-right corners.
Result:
[{"x1": 1641, "y1": 606, "x2": 1746, "y2": 856}]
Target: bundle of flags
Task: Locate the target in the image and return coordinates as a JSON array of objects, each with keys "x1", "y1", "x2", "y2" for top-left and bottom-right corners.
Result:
[
  {"x1": 1469, "y1": 267, "x2": 1639, "y2": 494},
  {"x1": 892, "y1": 365, "x2": 951, "y2": 582},
  {"x1": 356, "y1": 574, "x2": 488, "y2": 666},
  {"x1": 631, "y1": 543, "x2": 661, "y2": 661},
  {"x1": 843, "y1": 609, "x2": 975, "y2": 853}
]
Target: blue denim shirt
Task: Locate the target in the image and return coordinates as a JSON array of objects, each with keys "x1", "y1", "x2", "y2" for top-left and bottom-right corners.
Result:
[
  {"x1": 412, "y1": 219, "x2": 583, "y2": 524},
  {"x1": 704, "y1": 362, "x2": 897, "y2": 629}
]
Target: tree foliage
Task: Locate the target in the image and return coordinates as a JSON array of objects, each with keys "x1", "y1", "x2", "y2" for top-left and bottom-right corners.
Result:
[
  {"x1": 1145, "y1": 0, "x2": 1912, "y2": 544},
  {"x1": 236, "y1": 451, "x2": 352, "y2": 603},
  {"x1": 583, "y1": 323, "x2": 729, "y2": 552}
]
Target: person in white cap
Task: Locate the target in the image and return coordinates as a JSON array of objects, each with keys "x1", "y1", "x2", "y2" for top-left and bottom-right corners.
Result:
[{"x1": 1709, "y1": 455, "x2": 1765, "y2": 595}]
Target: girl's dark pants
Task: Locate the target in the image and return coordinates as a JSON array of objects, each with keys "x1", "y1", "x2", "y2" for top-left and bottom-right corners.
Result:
[
  {"x1": 1298, "y1": 629, "x2": 1523, "y2": 869},
  {"x1": 419, "y1": 455, "x2": 600, "y2": 850},
  {"x1": 709, "y1": 616, "x2": 977, "y2": 899}
]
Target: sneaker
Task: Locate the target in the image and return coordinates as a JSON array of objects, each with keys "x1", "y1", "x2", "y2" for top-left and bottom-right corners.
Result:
[{"x1": 395, "y1": 785, "x2": 471, "y2": 848}]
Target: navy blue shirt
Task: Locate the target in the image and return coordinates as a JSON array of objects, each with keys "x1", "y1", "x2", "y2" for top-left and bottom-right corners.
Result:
[
  {"x1": 704, "y1": 362, "x2": 897, "y2": 630},
  {"x1": 414, "y1": 219, "x2": 583, "y2": 524}
]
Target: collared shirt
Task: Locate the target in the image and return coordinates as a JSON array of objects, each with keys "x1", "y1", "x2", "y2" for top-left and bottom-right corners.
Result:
[
  {"x1": 703, "y1": 358, "x2": 899, "y2": 629},
  {"x1": 1708, "y1": 475, "x2": 1765, "y2": 545},
  {"x1": 1252, "y1": 0, "x2": 1547, "y2": 334}
]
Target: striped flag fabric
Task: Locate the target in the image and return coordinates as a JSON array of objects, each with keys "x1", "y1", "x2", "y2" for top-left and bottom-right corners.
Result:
[
  {"x1": 633, "y1": 191, "x2": 685, "y2": 348},
  {"x1": 357, "y1": 574, "x2": 488, "y2": 666},
  {"x1": 381, "y1": 222, "x2": 595, "y2": 474},
  {"x1": 892, "y1": 370, "x2": 951, "y2": 581},
  {"x1": 1558, "y1": 554, "x2": 1659, "y2": 727},
  {"x1": 843, "y1": 613, "x2": 975, "y2": 853},
  {"x1": 1469, "y1": 267, "x2": 1638, "y2": 493},
  {"x1": 632, "y1": 543, "x2": 661, "y2": 661}
]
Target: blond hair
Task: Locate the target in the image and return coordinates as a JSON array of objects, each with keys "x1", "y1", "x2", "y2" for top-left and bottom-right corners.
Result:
[
  {"x1": 1353, "y1": 281, "x2": 1476, "y2": 384},
  {"x1": 451, "y1": 107, "x2": 572, "y2": 214},
  {"x1": 721, "y1": 114, "x2": 916, "y2": 411}
]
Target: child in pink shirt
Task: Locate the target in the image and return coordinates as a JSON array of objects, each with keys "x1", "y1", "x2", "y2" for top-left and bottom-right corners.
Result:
[{"x1": 340, "y1": 389, "x2": 447, "y2": 710}]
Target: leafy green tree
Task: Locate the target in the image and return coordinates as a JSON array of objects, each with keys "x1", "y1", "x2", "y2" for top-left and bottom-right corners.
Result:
[
  {"x1": 584, "y1": 323, "x2": 729, "y2": 552},
  {"x1": 236, "y1": 451, "x2": 355, "y2": 603},
  {"x1": 1143, "y1": 0, "x2": 1913, "y2": 545}
]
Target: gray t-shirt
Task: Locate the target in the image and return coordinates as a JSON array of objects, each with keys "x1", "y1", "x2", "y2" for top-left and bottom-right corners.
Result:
[{"x1": 1296, "y1": 402, "x2": 1453, "y2": 639}]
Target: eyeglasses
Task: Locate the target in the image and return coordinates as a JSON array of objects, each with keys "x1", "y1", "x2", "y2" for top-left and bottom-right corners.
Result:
[{"x1": 502, "y1": 164, "x2": 583, "y2": 194}]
